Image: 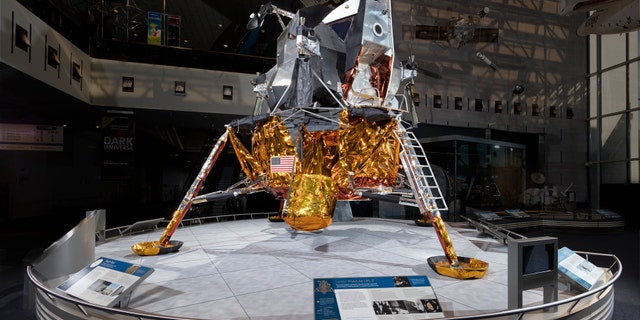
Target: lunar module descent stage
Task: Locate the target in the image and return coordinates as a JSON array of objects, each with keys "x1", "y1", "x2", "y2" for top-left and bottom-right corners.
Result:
[{"x1": 132, "y1": 0, "x2": 488, "y2": 279}]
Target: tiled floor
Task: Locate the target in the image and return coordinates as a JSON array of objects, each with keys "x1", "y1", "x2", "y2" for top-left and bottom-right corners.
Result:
[{"x1": 80, "y1": 217, "x2": 606, "y2": 319}]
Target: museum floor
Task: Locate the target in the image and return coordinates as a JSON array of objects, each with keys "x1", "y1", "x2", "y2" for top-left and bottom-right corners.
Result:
[{"x1": 1, "y1": 215, "x2": 639, "y2": 319}]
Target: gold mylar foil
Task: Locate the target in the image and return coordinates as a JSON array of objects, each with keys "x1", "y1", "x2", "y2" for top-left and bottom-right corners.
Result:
[
  {"x1": 283, "y1": 174, "x2": 336, "y2": 231},
  {"x1": 131, "y1": 241, "x2": 161, "y2": 256},
  {"x1": 431, "y1": 215, "x2": 459, "y2": 264},
  {"x1": 333, "y1": 110, "x2": 400, "y2": 198},
  {"x1": 228, "y1": 127, "x2": 261, "y2": 181},
  {"x1": 252, "y1": 116, "x2": 299, "y2": 189},
  {"x1": 131, "y1": 240, "x2": 183, "y2": 256},
  {"x1": 301, "y1": 127, "x2": 339, "y2": 176},
  {"x1": 430, "y1": 256, "x2": 489, "y2": 280}
]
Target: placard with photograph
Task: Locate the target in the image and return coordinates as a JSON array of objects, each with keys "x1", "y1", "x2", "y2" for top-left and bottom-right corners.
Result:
[
  {"x1": 57, "y1": 257, "x2": 153, "y2": 307},
  {"x1": 314, "y1": 275, "x2": 444, "y2": 319}
]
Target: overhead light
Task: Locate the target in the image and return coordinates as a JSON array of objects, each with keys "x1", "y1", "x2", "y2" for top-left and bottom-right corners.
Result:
[
  {"x1": 478, "y1": 7, "x2": 490, "y2": 18},
  {"x1": 512, "y1": 84, "x2": 525, "y2": 95}
]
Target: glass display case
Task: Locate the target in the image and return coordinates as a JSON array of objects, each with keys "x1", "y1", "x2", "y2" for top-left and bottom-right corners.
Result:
[{"x1": 420, "y1": 135, "x2": 526, "y2": 221}]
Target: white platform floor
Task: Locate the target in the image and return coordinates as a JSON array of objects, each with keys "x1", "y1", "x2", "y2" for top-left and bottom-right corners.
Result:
[{"x1": 92, "y1": 217, "x2": 582, "y2": 319}]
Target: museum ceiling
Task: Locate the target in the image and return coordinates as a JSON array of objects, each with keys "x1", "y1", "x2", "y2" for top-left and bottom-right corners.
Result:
[
  {"x1": 19, "y1": 0, "x2": 347, "y2": 57},
  {"x1": 2, "y1": 0, "x2": 583, "y2": 150}
]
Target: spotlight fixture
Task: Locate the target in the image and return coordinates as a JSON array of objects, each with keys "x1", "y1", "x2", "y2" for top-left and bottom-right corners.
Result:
[
  {"x1": 478, "y1": 7, "x2": 490, "y2": 18},
  {"x1": 512, "y1": 84, "x2": 525, "y2": 95}
]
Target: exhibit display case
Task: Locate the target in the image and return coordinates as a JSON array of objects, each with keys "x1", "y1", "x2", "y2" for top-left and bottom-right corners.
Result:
[{"x1": 420, "y1": 135, "x2": 526, "y2": 220}]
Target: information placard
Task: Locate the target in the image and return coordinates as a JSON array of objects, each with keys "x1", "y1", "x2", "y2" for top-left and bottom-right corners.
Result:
[
  {"x1": 0, "y1": 123, "x2": 63, "y2": 151},
  {"x1": 57, "y1": 257, "x2": 153, "y2": 307},
  {"x1": 314, "y1": 275, "x2": 444, "y2": 319},
  {"x1": 557, "y1": 247, "x2": 606, "y2": 291}
]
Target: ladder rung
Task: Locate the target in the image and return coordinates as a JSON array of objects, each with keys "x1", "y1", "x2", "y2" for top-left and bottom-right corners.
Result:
[{"x1": 396, "y1": 124, "x2": 448, "y2": 212}]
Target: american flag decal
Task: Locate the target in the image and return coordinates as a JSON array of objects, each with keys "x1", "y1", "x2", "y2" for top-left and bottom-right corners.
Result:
[{"x1": 270, "y1": 155, "x2": 295, "y2": 173}]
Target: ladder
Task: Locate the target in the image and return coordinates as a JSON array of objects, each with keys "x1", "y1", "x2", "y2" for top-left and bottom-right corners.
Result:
[
  {"x1": 394, "y1": 122, "x2": 459, "y2": 265},
  {"x1": 394, "y1": 123, "x2": 448, "y2": 215}
]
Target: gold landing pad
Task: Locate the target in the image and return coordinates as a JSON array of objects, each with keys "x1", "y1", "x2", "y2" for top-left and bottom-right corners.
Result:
[
  {"x1": 131, "y1": 240, "x2": 184, "y2": 256},
  {"x1": 427, "y1": 256, "x2": 489, "y2": 280}
]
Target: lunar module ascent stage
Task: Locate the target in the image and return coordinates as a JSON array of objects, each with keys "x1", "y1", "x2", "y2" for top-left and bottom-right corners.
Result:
[{"x1": 131, "y1": 0, "x2": 488, "y2": 279}]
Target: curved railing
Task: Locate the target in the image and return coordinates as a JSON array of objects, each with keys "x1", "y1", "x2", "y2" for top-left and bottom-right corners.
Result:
[{"x1": 25, "y1": 215, "x2": 622, "y2": 320}]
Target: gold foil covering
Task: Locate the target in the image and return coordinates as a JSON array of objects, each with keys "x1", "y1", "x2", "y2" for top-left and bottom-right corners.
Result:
[
  {"x1": 251, "y1": 116, "x2": 299, "y2": 190},
  {"x1": 228, "y1": 111, "x2": 401, "y2": 231},
  {"x1": 432, "y1": 257, "x2": 489, "y2": 280},
  {"x1": 131, "y1": 240, "x2": 183, "y2": 256},
  {"x1": 131, "y1": 241, "x2": 161, "y2": 256},
  {"x1": 301, "y1": 127, "x2": 339, "y2": 176},
  {"x1": 333, "y1": 110, "x2": 400, "y2": 198},
  {"x1": 283, "y1": 174, "x2": 336, "y2": 231},
  {"x1": 431, "y1": 216, "x2": 459, "y2": 264},
  {"x1": 228, "y1": 127, "x2": 261, "y2": 181}
]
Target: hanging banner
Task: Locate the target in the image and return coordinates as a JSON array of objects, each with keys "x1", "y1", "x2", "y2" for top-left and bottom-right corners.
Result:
[
  {"x1": 148, "y1": 12, "x2": 163, "y2": 45},
  {"x1": 102, "y1": 116, "x2": 135, "y2": 180},
  {"x1": 167, "y1": 14, "x2": 181, "y2": 47}
]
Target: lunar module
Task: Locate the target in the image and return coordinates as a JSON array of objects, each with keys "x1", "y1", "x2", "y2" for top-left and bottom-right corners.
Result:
[{"x1": 132, "y1": 0, "x2": 488, "y2": 279}]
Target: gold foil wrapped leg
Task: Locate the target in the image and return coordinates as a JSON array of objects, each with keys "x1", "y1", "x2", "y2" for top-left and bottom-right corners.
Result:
[
  {"x1": 427, "y1": 256, "x2": 489, "y2": 280},
  {"x1": 131, "y1": 240, "x2": 183, "y2": 256}
]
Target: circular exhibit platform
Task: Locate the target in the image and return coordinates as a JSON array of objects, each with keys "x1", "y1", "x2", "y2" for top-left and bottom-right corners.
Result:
[{"x1": 27, "y1": 217, "x2": 619, "y2": 319}]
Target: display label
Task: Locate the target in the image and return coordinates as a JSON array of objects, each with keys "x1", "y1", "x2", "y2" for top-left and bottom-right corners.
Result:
[
  {"x1": 314, "y1": 275, "x2": 444, "y2": 319},
  {"x1": 57, "y1": 257, "x2": 154, "y2": 307}
]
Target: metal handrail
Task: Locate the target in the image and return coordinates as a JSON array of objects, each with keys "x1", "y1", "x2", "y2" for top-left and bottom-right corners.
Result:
[
  {"x1": 442, "y1": 250, "x2": 621, "y2": 319},
  {"x1": 25, "y1": 216, "x2": 622, "y2": 320},
  {"x1": 26, "y1": 264, "x2": 201, "y2": 320}
]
